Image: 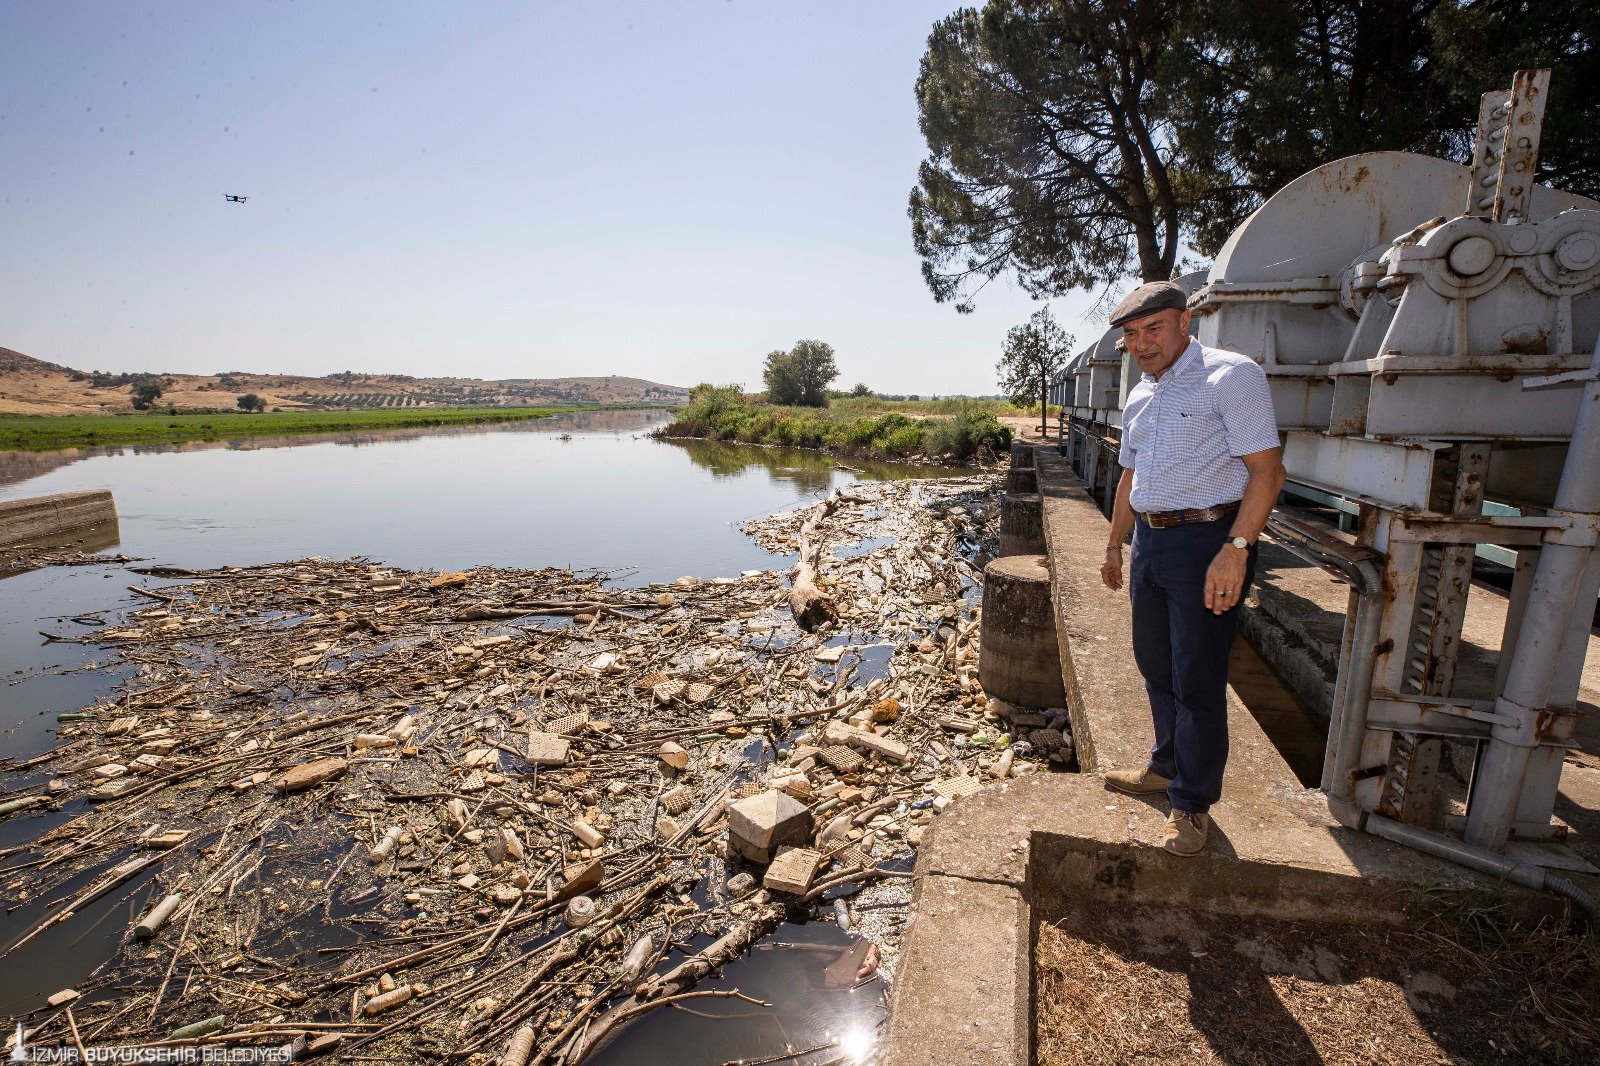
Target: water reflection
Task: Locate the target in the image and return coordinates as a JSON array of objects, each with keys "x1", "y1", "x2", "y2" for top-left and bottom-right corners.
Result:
[
  {"x1": 0, "y1": 413, "x2": 966, "y2": 584},
  {"x1": 0, "y1": 408, "x2": 671, "y2": 487},
  {"x1": 670, "y1": 436, "x2": 971, "y2": 496},
  {"x1": 588, "y1": 921, "x2": 884, "y2": 1066}
]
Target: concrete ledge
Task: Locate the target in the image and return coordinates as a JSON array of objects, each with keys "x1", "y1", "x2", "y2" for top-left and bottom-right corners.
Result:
[
  {"x1": 880, "y1": 873, "x2": 1030, "y2": 1066},
  {"x1": 1032, "y1": 449, "x2": 1150, "y2": 774},
  {"x1": 880, "y1": 450, "x2": 1557, "y2": 1065},
  {"x1": 883, "y1": 773, "x2": 1555, "y2": 1066},
  {"x1": 0, "y1": 489, "x2": 118, "y2": 548}
]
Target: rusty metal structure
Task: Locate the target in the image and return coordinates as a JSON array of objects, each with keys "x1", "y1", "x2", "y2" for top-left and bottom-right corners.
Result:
[{"x1": 1058, "y1": 70, "x2": 1600, "y2": 864}]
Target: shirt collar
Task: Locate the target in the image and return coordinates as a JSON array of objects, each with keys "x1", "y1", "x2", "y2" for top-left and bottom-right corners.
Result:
[{"x1": 1143, "y1": 339, "x2": 1202, "y2": 384}]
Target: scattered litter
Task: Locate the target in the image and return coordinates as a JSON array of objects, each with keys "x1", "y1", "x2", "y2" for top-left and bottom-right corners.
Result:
[{"x1": 0, "y1": 474, "x2": 1069, "y2": 1063}]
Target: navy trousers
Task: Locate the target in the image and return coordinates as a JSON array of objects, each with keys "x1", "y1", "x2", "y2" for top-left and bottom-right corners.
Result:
[{"x1": 1129, "y1": 514, "x2": 1257, "y2": 815}]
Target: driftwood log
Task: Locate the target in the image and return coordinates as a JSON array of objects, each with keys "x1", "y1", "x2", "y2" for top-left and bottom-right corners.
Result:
[
  {"x1": 635, "y1": 902, "x2": 785, "y2": 1000},
  {"x1": 789, "y1": 491, "x2": 839, "y2": 630}
]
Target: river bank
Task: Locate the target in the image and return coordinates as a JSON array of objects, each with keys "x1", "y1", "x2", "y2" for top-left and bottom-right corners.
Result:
[
  {"x1": 0, "y1": 406, "x2": 604, "y2": 451},
  {"x1": 655, "y1": 388, "x2": 1012, "y2": 465},
  {"x1": 0, "y1": 474, "x2": 1073, "y2": 1065}
]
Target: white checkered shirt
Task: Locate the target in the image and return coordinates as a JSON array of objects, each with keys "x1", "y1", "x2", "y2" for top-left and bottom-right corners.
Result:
[{"x1": 1117, "y1": 340, "x2": 1280, "y2": 513}]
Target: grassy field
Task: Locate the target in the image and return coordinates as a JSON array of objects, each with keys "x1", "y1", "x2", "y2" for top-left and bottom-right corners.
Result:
[
  {"x1": 0, "y1": 406, "x2": 589, "y2": 450},
  {"x1": 657, "y1": 385, "x2": 1012, "y2": 462}
]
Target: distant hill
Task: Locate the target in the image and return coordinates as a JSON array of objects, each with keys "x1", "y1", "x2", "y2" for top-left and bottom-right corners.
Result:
[
  {"x1": 0, "y1": 347, "x2": 72, "y2": 376},
  {"x1": 0, "y1": 347, "x2": 689, "y2": 416}
]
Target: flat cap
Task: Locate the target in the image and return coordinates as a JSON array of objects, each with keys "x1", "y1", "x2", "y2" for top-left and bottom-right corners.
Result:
[{"x1": 1108, "y1": 281, "x2": 1187, "y2": 328}]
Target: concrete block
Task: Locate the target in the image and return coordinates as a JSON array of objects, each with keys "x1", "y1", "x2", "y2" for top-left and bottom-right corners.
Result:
[
  {"x1": 0, "y1": 489, "x2": 118, "y2": 549},
  {"x1": 998, "y1": 493, "x2": 1044, "y2": 557},
  {"x1": 525, "y1": 731, "x2": 569, "y2": 767},
  {"x1": 1005, "y1": 467, "x2": 1038, "y2": 495},
  {"x1": 728, "y1": 789, "x2": 813, "y2": 863},
  {"x1": 763, "y1": 847, "x2": 821, "y2": 894}
]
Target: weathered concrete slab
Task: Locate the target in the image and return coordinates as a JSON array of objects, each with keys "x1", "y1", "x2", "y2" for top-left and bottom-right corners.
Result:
[
  {"x1": 880, "y1": 873, "x2": 1029, "y2": 1066},
  {"x1": 0, "y1": 488, "x2": 118, "y2": 548}
]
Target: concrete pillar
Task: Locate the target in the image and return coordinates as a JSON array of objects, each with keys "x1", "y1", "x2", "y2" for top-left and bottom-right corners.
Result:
[
  {"x1": 1008, "y1": 440, "x2": 1034, "y2": 469},
  {"x1": 998, "y1": 493, "x2": 1044, "y2": 557},
  {"x1": 979, "y1": 554, "x2": 1066, "y2": 708},
  {"x1": 1005, "y1": 466, "x2": 1037, "y2": 496}
]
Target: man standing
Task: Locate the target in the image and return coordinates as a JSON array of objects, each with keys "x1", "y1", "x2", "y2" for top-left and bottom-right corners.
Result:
[{"x1": 1098, "y1": 281, "x2": 1285, "y2": 855}]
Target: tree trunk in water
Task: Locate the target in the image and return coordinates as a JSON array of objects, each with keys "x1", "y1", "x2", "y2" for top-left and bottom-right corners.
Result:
[{"x1": 789, "y1": 490, "x2": 839, "y2": 630}]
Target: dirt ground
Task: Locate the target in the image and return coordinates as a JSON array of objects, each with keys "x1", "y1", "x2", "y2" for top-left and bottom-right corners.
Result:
[
  {"x1": 0, "y1": 346, "x2": 682, "y2": 414},
  {"x1": 1035, "y1": 897, "x2": 1600, "y2": 1066}
]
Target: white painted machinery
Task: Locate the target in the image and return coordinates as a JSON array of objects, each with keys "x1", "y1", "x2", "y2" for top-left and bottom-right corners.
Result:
[{"x1": 1065, "y1": 70, "x2": 1600, "y2": 863}]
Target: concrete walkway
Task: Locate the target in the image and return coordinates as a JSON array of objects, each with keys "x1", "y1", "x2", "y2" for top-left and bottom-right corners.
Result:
[{"x1": 880, "y1": 447, "x2": 1580, "y2": 1066}]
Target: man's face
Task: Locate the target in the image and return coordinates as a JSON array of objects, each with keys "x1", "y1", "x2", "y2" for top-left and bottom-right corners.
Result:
[{"x1": 1121, "y1": 308, "x2": 1191, "y2": 378}]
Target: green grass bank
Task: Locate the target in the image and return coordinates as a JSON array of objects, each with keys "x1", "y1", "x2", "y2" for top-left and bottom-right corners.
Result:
[
  {"x1": 656, "y1": 385, "x2": 1012, "y2": 463},
  {"x1": 0, "y1": 406, "x2": 588, "y2": 450}
]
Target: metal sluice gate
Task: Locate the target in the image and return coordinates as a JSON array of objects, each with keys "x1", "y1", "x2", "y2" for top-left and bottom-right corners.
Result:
[{"x1": 1050, "y1": 70, "x2": 1600, "y2": 868}]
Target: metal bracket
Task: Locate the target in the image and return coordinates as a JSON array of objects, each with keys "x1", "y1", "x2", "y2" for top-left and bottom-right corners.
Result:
[
  {"x1": 1264, "y1": 511, "x2": 1383, "y2": 591},
  {"x1": 1523, "y1": 367, "x2": 1600, "y2": 391}
]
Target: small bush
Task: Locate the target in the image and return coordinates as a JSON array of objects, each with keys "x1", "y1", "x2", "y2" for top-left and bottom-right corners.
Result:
[
  {"x1": 924, "y1": 406, "x2": 1010, "y2": 461},
  {"x1": 883, "y1": 424, "x2": 925, "y2": 457},
  {"x1": 655, "y1": 388, "x2": 1006, "y2": 464}
]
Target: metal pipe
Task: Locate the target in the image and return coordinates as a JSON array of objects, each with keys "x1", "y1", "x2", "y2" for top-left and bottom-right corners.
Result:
[
  {"x1": 1257, "y1": 511, "x2": 1384, "y2": 803},
  {"x1": 1465, "y1": 336, "x2": 1600, "y2": 849},
  {"x1": 1329, "y1": 799, "x2": 1599, "y2": 917},
  {"x1": 1322, "y1": 561, "x2": 1384, "y2": 804}
]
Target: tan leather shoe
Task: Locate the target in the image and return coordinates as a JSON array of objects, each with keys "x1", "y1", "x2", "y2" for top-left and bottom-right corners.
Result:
[
  {"x1": 1103, "y1": 767, "x2": 1172, "y2": 795},
  {"x1": 1163, "y1": 810, "x2": 1209, "y2": 856}
]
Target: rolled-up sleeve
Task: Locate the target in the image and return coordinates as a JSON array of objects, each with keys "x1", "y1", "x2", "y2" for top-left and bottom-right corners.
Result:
[
  {"x1": 1215, "y1": 362, "x2": 1279, "y2": 456},
  {"x1": 1118, "y1": 432, "x2": 1137, "y2": 470}
]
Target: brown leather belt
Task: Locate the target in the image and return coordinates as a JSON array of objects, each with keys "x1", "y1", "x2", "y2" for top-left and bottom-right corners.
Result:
[{"x1": 1137, "y1": 500, "x2": 1241, "y2": 529}]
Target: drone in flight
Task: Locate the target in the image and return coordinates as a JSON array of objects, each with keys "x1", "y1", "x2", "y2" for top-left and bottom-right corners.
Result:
[{"x1": 224, "y1": 194, "x2": 248, "y2": 204}]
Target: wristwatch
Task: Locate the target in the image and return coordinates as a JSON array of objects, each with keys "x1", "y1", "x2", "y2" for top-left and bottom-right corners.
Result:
[{"x1": 1229, "y1": 536, "x2": 1250, "y2": 550}]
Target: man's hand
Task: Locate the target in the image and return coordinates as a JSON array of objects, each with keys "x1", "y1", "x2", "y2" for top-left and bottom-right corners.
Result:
[
  {"x1": 1101, "y1": 546, "x2": 1123, "y2": 591},
  {"x1": 1204, "y1": 546, "x2": 1248, "y2": 614}
]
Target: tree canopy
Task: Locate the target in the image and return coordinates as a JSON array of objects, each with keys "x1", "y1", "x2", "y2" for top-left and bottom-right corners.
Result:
[
  {"x1": 912, "y1": 1, "x2": 1194, "y2": 308},
  {"x1": 129, "y1": 378, "x2": 166, "y2": 411},
  {"x1": 764, "y1": 340, "x2": 840, "y2": 407},
  {"x1": 997, "y1": 306, "x2": 1073, "y2": 435},
  {"x1": 911, "y1": 0, "x2": 1600, "y2": 308}
]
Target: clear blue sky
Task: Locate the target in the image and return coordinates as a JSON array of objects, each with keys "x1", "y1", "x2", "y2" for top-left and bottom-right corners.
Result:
[{"x1": 1, "y1": 1, "x2": 1097, "y2": 395}]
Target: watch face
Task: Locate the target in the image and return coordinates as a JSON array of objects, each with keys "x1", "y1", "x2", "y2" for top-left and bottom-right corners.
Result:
[{"x1": 1232, "y1": 537, "x2": 1249, "y2": 549}]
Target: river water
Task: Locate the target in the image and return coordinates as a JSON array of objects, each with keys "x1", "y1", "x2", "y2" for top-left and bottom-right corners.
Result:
[{"x1": 0, "y1": 409, "x2": 963, "y2": 1060}]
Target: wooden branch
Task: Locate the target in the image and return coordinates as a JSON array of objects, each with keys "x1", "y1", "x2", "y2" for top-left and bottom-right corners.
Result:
[
  {"x1": 635, "y1": 903, "x2": 785, "y2": 1000},
  {"x1": 789, "y1": 490, "x2": 840, "y2": 631},
  {"x1": 566, "y1": 990, "x2": 772, "y2": 1065}
]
